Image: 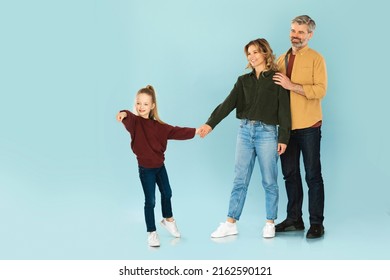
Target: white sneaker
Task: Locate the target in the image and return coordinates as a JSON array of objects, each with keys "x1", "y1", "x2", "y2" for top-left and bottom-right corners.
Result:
[
  {"x1": 148, "y1": 231, "x2": 160, "y2": 247},
  {"x1": 211, "y1": 222, "x2": 238, "y2": 238},
  {"x1": 160, "y1": 219, "x2": 181, "y2": 238},
  {"x1": 262, "y1": 222, "x2": 275, "y2": 238}
]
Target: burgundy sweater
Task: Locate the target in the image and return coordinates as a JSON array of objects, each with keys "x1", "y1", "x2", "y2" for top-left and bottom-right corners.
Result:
[{"x1": 120, "y1": 110, "x2": 196, "y2": 168}]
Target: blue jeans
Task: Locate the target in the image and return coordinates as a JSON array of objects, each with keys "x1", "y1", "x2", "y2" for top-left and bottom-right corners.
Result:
[
  {"x1": 138, "y1": 165, "x2": 173, "y2": 232},
  {"x1": 280, "y1": 126, "x2": 324, "y2": 225},
  {"x1": 227, "y1": 120, "x2": 279, "y2": 221}
]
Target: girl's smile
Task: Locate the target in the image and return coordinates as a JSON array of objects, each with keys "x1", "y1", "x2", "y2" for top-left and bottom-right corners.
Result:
[{"x1": 136, "y1": 93, "x2": 155, "y2": 119}]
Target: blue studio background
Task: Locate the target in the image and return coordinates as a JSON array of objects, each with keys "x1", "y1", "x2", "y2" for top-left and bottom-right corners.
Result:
[{"x1": 1, "y1": 0, "x2": 389, "y2": 260}]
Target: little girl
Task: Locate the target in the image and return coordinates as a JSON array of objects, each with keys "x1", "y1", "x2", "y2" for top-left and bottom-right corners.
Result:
[{"x1": 116, "y1": 85, "x2": 199, "y2": 247}]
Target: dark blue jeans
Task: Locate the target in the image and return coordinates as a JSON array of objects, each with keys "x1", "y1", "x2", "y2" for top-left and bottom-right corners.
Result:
[
  {"x1": 138, "y1": 165, "x2": 173, "y2": 232},
  {"x1": 280, "y1": 126, "x2": 324, "y2": 225}
]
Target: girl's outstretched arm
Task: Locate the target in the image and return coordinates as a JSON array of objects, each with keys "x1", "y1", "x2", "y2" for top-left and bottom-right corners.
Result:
[{"x1": 116, "y1": 111, "x2": 127, "y2": 122}]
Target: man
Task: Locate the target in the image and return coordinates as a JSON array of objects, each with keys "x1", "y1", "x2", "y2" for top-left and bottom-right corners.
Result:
[{"x1": 273, "y1": 15, "x2": 327, "y2": 238}]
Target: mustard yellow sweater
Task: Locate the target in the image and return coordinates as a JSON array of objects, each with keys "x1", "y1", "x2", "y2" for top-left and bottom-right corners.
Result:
[{"x1": 277, "y1": 45, "x2": 327, "y2": 130}]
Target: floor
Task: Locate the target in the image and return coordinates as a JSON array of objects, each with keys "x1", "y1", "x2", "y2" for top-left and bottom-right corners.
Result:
[{"x1": 1, "y1": 161, "x2": 389, "y2": 261}]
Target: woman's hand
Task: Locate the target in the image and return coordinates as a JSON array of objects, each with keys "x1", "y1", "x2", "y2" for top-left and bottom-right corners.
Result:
[
  {"x1": 198, "y1": 124, "x2": 213, "y2": 138},
  {"x1": 277, "y1": 143, "x2": 287, "y2": 155}
]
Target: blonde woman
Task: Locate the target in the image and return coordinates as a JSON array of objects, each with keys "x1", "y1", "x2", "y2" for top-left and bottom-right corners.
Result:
[{"x1": 199, "y1": 39, "x2": 291, "y2": 238}]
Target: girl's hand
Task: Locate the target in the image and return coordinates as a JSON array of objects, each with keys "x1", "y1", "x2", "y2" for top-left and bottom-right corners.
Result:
[{"x1": 116, "y1": 112, "x2": 127, "y2": 122}]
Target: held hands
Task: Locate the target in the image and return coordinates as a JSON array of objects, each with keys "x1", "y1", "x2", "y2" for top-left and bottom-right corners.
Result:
[
  {"x1": 197, "y1": 124, "x2": 212, "y2": 138},
  {"x1": 116, "y1": 112, "x2": 127, "y2": 122}
]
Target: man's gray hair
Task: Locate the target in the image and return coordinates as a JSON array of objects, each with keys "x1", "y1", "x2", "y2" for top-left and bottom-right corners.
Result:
[{"x1": 292, "y1": 15, "x2": 316, "y2": 33}]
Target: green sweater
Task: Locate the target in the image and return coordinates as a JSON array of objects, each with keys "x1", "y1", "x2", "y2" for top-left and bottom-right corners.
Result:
[{"x1": 206, "y1": 70, "x2": 291, "y2": 144}]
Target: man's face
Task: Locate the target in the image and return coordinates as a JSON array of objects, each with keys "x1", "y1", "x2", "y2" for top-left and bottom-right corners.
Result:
[{"x1": 290, "y1": 22, "x2": 313, "y2": 49}]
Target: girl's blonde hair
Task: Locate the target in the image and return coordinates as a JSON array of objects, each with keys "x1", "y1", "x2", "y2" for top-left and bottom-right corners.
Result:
[
  {"x1": 244, "y1": 38, "x2": 278, "y2": 72},
  {"x1": 135, "y1": 85, "x2": 164, "y2": 124}
]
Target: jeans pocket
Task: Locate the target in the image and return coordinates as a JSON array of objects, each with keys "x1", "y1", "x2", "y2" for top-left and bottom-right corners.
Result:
[{"x1": 263, "y1": 123, "x2": 276, "y2": 133}]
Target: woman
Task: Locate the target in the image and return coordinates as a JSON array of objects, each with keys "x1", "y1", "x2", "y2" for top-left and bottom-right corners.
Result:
[{"x1": 199, "y1": 38, "x2": 291, "y2": 238}]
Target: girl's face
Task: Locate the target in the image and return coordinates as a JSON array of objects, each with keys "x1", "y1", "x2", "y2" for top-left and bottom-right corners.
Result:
[
  {"x1": 135, "y1": 93, "x2": 155, "y2": 119},
  {"x1": 247, "y1": 44, "x2": 266, "y2": 69}
]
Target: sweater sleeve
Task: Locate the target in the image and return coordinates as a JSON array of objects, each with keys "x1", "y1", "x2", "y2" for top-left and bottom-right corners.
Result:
[
  {"x1": 120, "y1": 110, "x2": 135, "y2": 133},
  {"x1": 205, "y1": 78, "x2": 240, "y2": 129},
  {"x1": 277, "y1": 87, "x2": 291, "y2": 144},
  {"x1": 302, "y1": 54, "x2": 327, "y2": 100},
  {"x1": 167, "y1": 125, "x2": 196, "y2": 140}
]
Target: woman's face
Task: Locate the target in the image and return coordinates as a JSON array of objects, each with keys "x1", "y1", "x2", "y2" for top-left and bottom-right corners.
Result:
[
  {"x1": 135, "y1": 93, "x2": 155, "y2": 119},
  {"x1": 247, "y1": 44, "x2": 266, "y2": 69}
]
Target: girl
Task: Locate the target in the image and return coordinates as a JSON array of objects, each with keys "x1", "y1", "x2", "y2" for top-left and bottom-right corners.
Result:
[{"x1": 116, "y1": 85, "x2": 199, "y2": 247}]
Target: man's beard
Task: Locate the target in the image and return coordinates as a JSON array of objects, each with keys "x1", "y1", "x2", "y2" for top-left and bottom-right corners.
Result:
[{"x1": 291, "y1": 37, "x2": 303, "y2": 48}]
